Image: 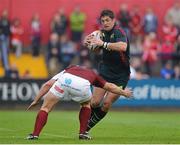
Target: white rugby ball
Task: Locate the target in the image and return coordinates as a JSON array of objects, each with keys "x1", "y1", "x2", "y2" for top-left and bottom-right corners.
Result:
[{"x1": 87, "y1": 30, "x2": 102, "y2": 51}]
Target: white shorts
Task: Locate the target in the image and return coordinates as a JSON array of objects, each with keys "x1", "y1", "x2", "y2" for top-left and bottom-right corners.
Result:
[{"x1": 49, "y1": 73, "x2": 92, "y2": 103}]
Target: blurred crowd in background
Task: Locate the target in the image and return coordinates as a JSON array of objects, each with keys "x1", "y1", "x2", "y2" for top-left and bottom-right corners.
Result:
[{"x1": 0, "y1": 2, "x2": 180, "y2": 80}]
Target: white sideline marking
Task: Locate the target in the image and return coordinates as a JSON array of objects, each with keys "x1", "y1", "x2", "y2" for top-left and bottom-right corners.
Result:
[
  {"x1": 0, "y1": 127, "x2": 73, "y2": 139},
  {"x1": 43, "y1": 133, "x2": 73, "y2": 139},
  {"x1": 0, "y1": 136, "x2": 22, "y2": 139},
  {"x1": 0, "y1": 127, "x2": 16, "y2": 132}
]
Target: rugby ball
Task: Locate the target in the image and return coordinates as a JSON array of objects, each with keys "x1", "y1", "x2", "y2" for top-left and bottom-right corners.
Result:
[{"x1": 87, "y1": 30, "x2": 102, "y2": 51}]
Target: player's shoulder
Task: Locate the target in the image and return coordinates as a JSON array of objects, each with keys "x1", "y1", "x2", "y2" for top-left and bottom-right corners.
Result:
[{"x1": 113, "y1": 25, "x2": 126, "y2": 36}]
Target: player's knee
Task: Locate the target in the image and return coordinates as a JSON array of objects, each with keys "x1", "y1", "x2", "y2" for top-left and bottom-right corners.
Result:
[
  {"x1": 102, "y1": 102, "x2": 112, "y2": 112},
  {"x1": 90, "y1": 99, "x2": 100, "y2": 108},
  {"x1": 40, "y1": 107, "x2": 49, "y2": 113},
  {"x1": 81, "y1": 100, "x2": 90, "y2": 108},
  {"x1": 41, "y1": 105, "x2": 51, "y2": 113}
]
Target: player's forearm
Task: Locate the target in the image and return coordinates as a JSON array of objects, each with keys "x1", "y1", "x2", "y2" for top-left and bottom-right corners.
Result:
[
  {"x1": 104, "y1": 83, "x2": 127, "y2": 96},
  {"x1": 34, "y1": 85, "x2": 49, "y2": 102},
  {"x1": 34, "y1": 82, "x2": 52, "y2": 102},
  {"x1": 102, "y1": 41, "x2": 127, "y2": 52}
]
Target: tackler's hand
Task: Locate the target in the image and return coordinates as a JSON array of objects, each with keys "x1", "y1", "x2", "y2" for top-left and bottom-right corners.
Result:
[
  {"x1": 124, "y1": 87, "x2": 133, "y2": 99},
  {"x1": 26, "y1": 101, "x2": 39, "y2": 111}
]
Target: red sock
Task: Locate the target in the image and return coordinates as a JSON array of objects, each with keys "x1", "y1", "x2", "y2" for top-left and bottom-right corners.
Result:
[
  {"x1": 32, "y1": 110, "x2": 48, "y2": 136},
  {"x1": 79, "y1": 107, "x2": 91, "y2": 134}
]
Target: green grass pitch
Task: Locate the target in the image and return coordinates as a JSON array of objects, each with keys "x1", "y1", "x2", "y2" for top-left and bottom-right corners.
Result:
[{"x1": 0, "y1": 110, "x2": 180, "y2": 144}]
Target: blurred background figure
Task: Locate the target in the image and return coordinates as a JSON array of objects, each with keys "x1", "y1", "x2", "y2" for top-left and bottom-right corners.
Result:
[
  {"x1": 30, "y1": 13, "x2": 41, "y2": 57},
  {"x1": 162, "y1": 19, "x2": 178, "y2": 44},
  {"x1": 69, "y1": 5, "x2": 86, "y2": 45},
  {"x1": 143, "y1": 7, "x2": 158, "y2": 35},
  {"x1": 129, "y1": 5, "x2": 142, "y2": 53},
  {"x1": 142, "y1": 32, "x2": 160, "y2": 76},
  {"x1": 47, "y1": 33, "x2": 60, "y2": 76},
  {"x1": 10, "y1": 18, "x2": 24, "y2": 57},
  {"x1": 160, "y1": 38, "x2": 175, "y2": 65},
  {"x1": 174, "y1": 34, "x2": 180, "y2": 65},
  {"x1": 130, "y1": 57, "x2": 149, "y2": 80},
  {"x1": 21, "y1": 69, "x2": 32, "y2": 79},
  {"x1": 173, "y1": 65, "x2": 180, "y2": 79},
  {"x1": 0, "y1": 9, "x2": 11, "y2": 75},
  {"x1": 78, "y1": 40, "x2": 91, "y2": 66},
  {"x1": 6, "y1": 63, "x2": 19, "y2": 79},
  {"x1": 59, "y1": 34, "x2": 77, "y2": 69},
  {"x1": 51, "y1": 8, "x2": 68, "y2": 37},
  {"x1": 160, "y1": 61, "x2": 174, "y2": 79},
  {"x1": 165, "y1": 1, "x2": 180, "y2": 31},
  {"x1": 117, "y1": 4, "x2": 131, "y2": 38}
]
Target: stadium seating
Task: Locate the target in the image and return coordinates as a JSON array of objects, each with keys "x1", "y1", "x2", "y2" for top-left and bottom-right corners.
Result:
[
  {"x1": 7, "y1": 54, "x2": 48, "y2": 78},
  {"x1": 0, "y1": 65, "x2": 5, "y2": 77}
]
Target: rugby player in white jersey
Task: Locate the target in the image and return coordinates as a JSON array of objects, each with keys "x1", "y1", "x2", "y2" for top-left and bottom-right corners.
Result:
[{"x1": 26, "y1": 65, "x2": 133, "y2": 140}]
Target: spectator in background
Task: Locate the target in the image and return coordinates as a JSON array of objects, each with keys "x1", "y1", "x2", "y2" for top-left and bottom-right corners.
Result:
[
  {"x1": 51, "y1": 8, "x2": 68, "y2": 37},
  {"x1": 59, "y1": 34, "x2": 77, "y2": 69},
  {"x1": 142, "y1": 32, "x2": 160, "y2": 76},
  {"x1": 130, "y1": 58, "x2": 149, "y2": 80},
  {"x1": 176, "y1": 35, "x2": 180, "y2": 53},
  {"x1": 165, "y1": 1, "x2": 180, "y2": 31},
  {"x1": 160, "y1": 61, "x2": 174, "y2": 79},
  {"x1": 174, "y1": 35, "x2": 180, "y2": 65},
  {"x1": 160, "y1": 38, "x2": 175, "y2": 65},
  {"x1": 6, "y1": 63, "x2": 19, "y2": 79},
  {"x1": 117, "y1": 4, "x2": 131, "y2": 38},
  {"x1": 143, "y1": 8, "x2": 158, "y2": 34},
  {"x1": 130, "y1": 66, "x2": 149, "y2": 80},
  {"x1": 58, "y1": 8, "x2": 68, "y2": 34},
  {"x1": 30, "y1": 13, "x2": 41, "y2": 57},
  {"x1": 11, "y1": 18, "x2": 24, "y2": 57},
  {"x1": 129, "y1": 5, "x2": 142, "y2": 53},
  {"x1": 21, "y1": 70, "x2": 32, "y2": 79},
  {"x1": 173, "y1": 65, "x2": 180, "y2": 79},
  {"x1": 69, "y1": 5, "x2": 86, "y2": 43},
  {"x1": 162, "y1": 19, "x2": 178, "y2": 43},
  {"x1": 47, "y1": 33, "x2": 60, "y2": 76},
  {"x1": 0, "y1": 9, "x2": 11, "y2": 75},
  {"x1": 79, "y1": 43, "x2": 91, "y2": 65}
]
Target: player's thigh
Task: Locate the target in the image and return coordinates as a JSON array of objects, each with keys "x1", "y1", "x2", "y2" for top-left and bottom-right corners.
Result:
[
  {"x1": 41, "y1": 92, "x2": 60, "y2": 112},
  {"x1": 91, "y1": 87, "x2": 106, "y2": 107}
]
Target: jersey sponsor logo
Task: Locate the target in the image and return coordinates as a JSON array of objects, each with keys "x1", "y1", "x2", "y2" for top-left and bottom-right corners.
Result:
[
  {"x1": 54, "y1": 85, "x2": 64, "y2": 93},
  {"x1": 110, "y1": 33, "x2": 114, "y2": 39},
  {"x1": 65, "y1": 78, "x2": 72, "y2": 85}
]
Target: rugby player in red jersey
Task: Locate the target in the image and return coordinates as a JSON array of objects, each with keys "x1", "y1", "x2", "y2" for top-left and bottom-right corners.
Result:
[{"x1": 26, "y1": 65, "x2": 132, "y2": 140}]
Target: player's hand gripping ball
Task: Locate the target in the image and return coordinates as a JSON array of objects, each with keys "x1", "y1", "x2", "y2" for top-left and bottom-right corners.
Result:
[{"x1": 86, "y1": 30, "x2": 102, "y2": 51}]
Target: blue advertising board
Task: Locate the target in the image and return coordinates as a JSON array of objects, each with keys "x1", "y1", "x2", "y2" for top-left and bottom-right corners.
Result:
[{"x1": 113, "y1": 79, "x2": 180, "y2": 107}]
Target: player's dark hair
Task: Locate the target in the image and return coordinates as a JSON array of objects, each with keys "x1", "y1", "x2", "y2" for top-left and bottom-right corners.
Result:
[{"x1": 100, "y1": 9, "x2": 115, "y2": 19}]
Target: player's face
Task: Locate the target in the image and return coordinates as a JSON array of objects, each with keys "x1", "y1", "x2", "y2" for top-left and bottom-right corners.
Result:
[{"x1": 100, "y1": 16, "x2": 115, "y2": 31}]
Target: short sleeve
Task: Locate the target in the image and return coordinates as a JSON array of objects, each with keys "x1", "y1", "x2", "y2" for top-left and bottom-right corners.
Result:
[{"x1": 94, "y1": 74, "x2": 106, "y2": 88}]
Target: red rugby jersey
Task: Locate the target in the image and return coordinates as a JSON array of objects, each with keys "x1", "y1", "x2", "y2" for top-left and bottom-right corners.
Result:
[{"x1": 65, "y1": 65, "x2": 106, "y2": 88}]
